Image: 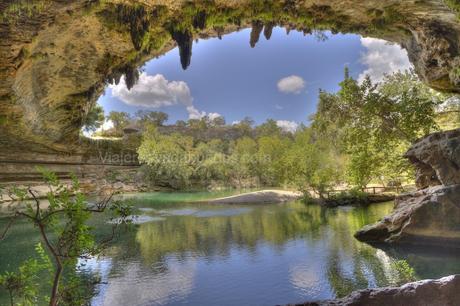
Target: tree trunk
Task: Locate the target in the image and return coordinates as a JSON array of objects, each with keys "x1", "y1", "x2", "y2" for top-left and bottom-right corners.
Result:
[
  {"x1": 37, "y1": 223, "x2": 62, "y2": 306},
  {"x1": 49, "y1": 264, "x2": 62, "y2": 306}
]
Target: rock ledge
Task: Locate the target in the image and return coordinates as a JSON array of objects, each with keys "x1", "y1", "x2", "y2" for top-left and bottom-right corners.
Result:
[{"x1": 293, "y1": 274, "x2": 460, "y2": 306}]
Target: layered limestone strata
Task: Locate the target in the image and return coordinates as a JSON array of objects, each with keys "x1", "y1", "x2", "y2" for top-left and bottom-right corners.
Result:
[
  {"x1": 355, "y1": 129, "x2": 460, "y2": 247},
  {"x1": 295, "y1": 274, "x2": 460, "y2": 306},
  {"x1": 1, "y1": 0, "x2": 460, "y2": 152}
]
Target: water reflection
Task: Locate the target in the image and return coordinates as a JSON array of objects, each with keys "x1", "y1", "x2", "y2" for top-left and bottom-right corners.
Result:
[
  {"x1": 86, "y1": 199, "x2": 454, "y2": 305},
  {"x1": 2, "y1": 197, "x2": 460, "y2": 306}
]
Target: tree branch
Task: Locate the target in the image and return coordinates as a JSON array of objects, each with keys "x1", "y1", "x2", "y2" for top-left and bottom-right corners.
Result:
[{"x1": 0, "y1": 213, "x2": 19, "y2": 241}]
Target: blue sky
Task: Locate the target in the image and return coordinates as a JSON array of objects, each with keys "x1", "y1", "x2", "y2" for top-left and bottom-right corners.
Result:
[{"x1": 98, "y1": 27, "x2": 411, "y2": 128}]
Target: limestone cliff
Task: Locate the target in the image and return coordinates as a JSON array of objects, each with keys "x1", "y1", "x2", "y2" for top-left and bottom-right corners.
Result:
[
  {"x1": 295, "y1": 274, "x2": 460, "y2": 306},
  {"x1": 1, "y1": 0, "x2": 460, "y2": 154},
  {"x1": 355, "y1": 128, "x2": 460, "y2": 247}
]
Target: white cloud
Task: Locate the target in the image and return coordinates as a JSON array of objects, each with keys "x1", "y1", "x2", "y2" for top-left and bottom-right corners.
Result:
[
  {"x1": 110, "y1": 73, "x2": 193, "y2": 108},
  {"x1": 275, "y1": 104, "x2": 284, "y2": 110},
  {"x1": 358, "y1": 37, "x2": 412, "y2": 83},
  {"x1": 232, "y1": 120, "x2": 241, "y2": 125},
  {"x1": 83, "y1": 119, "x2": 114, "y2": 138},
  {"x1": 277, "y1": 75, "x2": 306, "y2": 94},
  {"x1": 186, "y1": 106, "x2": 206, "y2": 120},
  {"x1": 207, "y1": 112, "x2": 222, "y2": 121},
  {"x1": 100, "y1": 119, "x2": 114, "y2": 131},
  {"x1": 110, "y1": 72, "x2": 212, "y2": 119},
  {"x1": 276, "y1": 120, "x2": 298, "y2": 133}
]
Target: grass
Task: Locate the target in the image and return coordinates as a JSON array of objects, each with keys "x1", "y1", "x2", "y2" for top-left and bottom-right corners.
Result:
[
  {"x1": 444, "y1": 0, "x2": 460, "y2": 19},
  {"x1": 1, "y1": 0, "x2": 50, "y2": 24}
]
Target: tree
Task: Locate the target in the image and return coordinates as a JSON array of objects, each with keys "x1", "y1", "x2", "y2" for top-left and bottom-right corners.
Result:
[
  {"x1": 0, "y1": 243, "x2": 51, "y2": 306},
  {"x1": 135, "y1": 110, "x2": 169, "y2": 127},
  {"x1": 81, "y1": 104, "x2": 104, "y2": 133},
  {"x1": 256, "y1": 135, "x2": 291, "y2": 186},
  {"x1": 175, "y1": 120, "x2": 187, "y2": 127},
  {"x1": 0, "y1": 169, "x2": 133, "y2": 306},
  {"x1": 138, "y1": 126, "x2": 195, "y2": 189},
  {"x1": 193, "y1": 139, "x2": 230, "y2": 185},
  {"x1": 229, "y1": 137, "x2": 258, "y2": 187},
  {"x1": 312, "y1": 69, "x2": 442, "y2": 187},
  {"x1": 233, "y1": 116, "x2": 254, "y2": 137},
  {"x1": 187, "y1": 118, "x2": 208, "y2": 131},
  {"x1": 210, "y1": 115, "x2": 226, "y2": 126},
  {"x1": 284, "y1": 128, "x2": 340, "y2": 198},
  {"x1": 107, "y1": 111, "x2": 132, "y2": 132},
  {"x1": 255, "y1": 119, "x2": 281, "y2": 137}
]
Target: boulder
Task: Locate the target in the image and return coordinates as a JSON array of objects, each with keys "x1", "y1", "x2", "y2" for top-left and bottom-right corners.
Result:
[
  {"x1": 355, "y1": 129, "x2": 460, "y2": 247},
  {"x1": 405, "y1": 129, "x2": 460, "y2": 188},
  {"x1": 355, "y1": 184, "x2": 460, "y2": 246},
  {"x1": 294, "y1": 274, "x2": 460, "y2": 306}
]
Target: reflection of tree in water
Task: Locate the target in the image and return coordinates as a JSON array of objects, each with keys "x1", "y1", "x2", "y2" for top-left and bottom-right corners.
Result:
[
  {"x1": 6, "y1": 200, "x2": 457, "y2": 303},
  {"x1": 132, "y1": 202, "x2": 393, "y2": 264},
  {"x1": 320, "y1": 204, "x2": 459, "y2": 297},
  {"x1": 134, "y1": 203, "x2": 326, "y2": 263},
  {"x1": 378, "y1": 244, "x2": 460, "y2": 280}
]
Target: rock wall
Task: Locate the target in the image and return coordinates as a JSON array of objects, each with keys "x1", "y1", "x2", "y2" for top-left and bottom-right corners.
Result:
[
  {"x1": 405, "y1": 129, "x2": 460, "y2": 188},
  {"x1": 295, "y1": 274, "x2": 460, "y2": 306},
  {"x1": 355, "y1": 128, "x2": 460, "y2": 247},
  {"x1": 1, "y1": 0, "x2": 460, "y2": 154}
]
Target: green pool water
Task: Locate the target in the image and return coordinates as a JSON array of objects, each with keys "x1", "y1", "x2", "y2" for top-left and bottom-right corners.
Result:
[{"x1": 1, "y1": 192, "x2": 459, "y2": 306}]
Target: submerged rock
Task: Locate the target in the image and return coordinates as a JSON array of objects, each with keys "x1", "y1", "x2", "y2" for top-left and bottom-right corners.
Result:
[
  {"x1": 294, "y1": 274, "x2": 460, "y2": 306},
  {"x1": 355, "y1": 128, "x2": 460, "y2": 247}
]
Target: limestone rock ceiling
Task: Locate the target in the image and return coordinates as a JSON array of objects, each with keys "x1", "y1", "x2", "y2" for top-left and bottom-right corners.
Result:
[{"x1": 1, "y1": 0, "x2": 460, "y2": 152}]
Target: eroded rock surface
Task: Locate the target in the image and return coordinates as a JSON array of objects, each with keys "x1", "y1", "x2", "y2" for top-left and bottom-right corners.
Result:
[
  {"x1": 295, "y1": 274, "x2": 460, "y2": 306},
  {"x1": 355, "y1": 128, "x2": 460, "y2": 247},
  {"x1": 405, "y1": 128, "x2": 460, "y2": 188},
  {"x1": 355, "y1": 184, "x2": 460, "y2": 246},
  {"x1": 1, "y1": 0, "x2": 460, "y2": 152}
]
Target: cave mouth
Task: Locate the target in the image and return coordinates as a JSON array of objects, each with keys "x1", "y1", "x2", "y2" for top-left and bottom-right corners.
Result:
[
  {"x1": 86, "y1": 27, "x2": 411, "y2": 138},
  {"x1": 2, "y1": 0, "x2": 460, "y2": 154},
  {"x1": 1, "y1": 1, "x2": 460, "y2": 305}
]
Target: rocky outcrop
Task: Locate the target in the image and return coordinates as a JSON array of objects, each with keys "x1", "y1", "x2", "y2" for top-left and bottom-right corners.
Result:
[
  {"x1": 0, "y1": 166, "x2": 148, "y2": 205},
  {"x1": 355, "y1": 128, "x2": 460, "y2": 247},
  {"x1": 405, "y1": 129, "x2": 460, "y2": 188},
  {"x1": 295, "y1": 274, "x2": 460, "y2": 306},
  {"x1": 355, "y1": 184, "x2": 460, "y2": 246},
  {"x1": 323, "y1": 193, "x2": 396, "y2": 207},
  {"x1": 1, "y1": 0, "x2": 460, "y2": 154}
]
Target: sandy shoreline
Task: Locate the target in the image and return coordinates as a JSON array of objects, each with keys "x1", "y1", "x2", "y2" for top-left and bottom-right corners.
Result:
[{"x1": 207, "y1": 189, "x2": 302, "y2": 204}]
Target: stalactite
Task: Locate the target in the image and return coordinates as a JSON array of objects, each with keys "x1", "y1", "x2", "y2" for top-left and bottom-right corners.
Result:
[
  {"x1": 192, "y1": 11, "x2": 207, "y2": 29},
  {"x1": 124, "y1": 66, "x2": 140, "y2": 90},
  {"x1": 171, "y1": 30, "x2": 193, "y2": 70},
  {"x1": 192, "y1": 11, "x2": 207, "y2": 30},
  {"x1": 250, "y1": 20, "x2": 264, "y2": 48},
  {"x1": 215, "y1": 26, "x2": 224, "y2": 40},
  {"x1": 263, "y1": 22, "x2": 275, "y2": 40}
]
